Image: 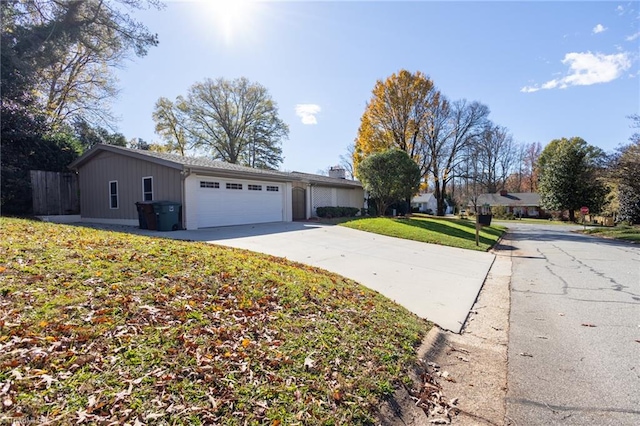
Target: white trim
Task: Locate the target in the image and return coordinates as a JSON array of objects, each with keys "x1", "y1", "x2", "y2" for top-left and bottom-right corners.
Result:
[
  {"x1": 184, "y1": 174, "x2": 199, "y2": 230},
  {"x1": 81, "y1": 218, "x2": 139, "y2": 227},
  {"x1": 283, "y1": 182, "x2": 293, "y2": 222},
  {"x1": 142, "y1": 176, "x2": 153, "y2": 201},
  {"x1": 109, "y1": 180, "x2": 119, "y2": 209}
]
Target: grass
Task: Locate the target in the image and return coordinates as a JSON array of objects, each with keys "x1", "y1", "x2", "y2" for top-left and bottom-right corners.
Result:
[
  {"x1": 335, "y1": 214, "x2": 505, "y2": 252},
  {"x1": 0, "y1": 218, "x2": 431, "y2": 425},
  {"x1": 580, "y1": 223, "x2": 640, "y2": 243}
]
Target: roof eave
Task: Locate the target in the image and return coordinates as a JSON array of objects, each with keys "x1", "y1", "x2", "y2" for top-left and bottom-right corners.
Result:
[{"x1": 69, "y1": 144, "x2": 183, "y2": 171}]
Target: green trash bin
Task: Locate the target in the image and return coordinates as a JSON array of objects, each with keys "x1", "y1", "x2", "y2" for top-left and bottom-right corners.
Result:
[{"x1": 153, "y1": 201, "x2": 181, "y2": 231}]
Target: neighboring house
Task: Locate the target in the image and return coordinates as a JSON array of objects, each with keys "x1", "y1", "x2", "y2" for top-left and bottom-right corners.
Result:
[
  {"x1": 411, "y1": 193, "x2": 453, "y2": 214},
  {"x1": 469, "y1": 190, "x2": 542, "y2": 217},
  {"x1": 69, "y1": 144, "x2": 364, "y2": 230}
]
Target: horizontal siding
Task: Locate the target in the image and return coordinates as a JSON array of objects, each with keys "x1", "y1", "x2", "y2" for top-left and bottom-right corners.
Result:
[{"x1": 78, "y1": 151, "x2": 181, "y2": 220}]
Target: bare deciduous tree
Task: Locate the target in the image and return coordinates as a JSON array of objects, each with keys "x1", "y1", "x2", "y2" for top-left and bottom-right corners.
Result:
[{"x1": 154, "y1": 77, "x2": 289, "y2": 169}]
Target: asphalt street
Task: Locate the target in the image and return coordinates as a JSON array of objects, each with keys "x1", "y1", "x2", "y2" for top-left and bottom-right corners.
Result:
[{"x1": 504, "y1": 223, "x2": 640, "y2": 425}]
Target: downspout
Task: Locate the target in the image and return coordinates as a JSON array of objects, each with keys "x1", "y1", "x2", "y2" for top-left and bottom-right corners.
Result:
[
  {"x1": 181, "y1": 167, "x2": 191, "y2": 229},
  {"x1": 308, "y1": 184, "x2": 313, "y2": 219}
]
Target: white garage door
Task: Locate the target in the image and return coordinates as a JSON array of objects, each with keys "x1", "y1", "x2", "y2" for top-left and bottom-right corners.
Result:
[{"x1": 197, "y1": 178, "x2": 284, "y2": 228}]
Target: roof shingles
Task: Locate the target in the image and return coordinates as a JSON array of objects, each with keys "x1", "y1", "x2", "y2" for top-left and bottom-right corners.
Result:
[{"x1": 472, "y1": 192, "x2": 541, "y2": 207}]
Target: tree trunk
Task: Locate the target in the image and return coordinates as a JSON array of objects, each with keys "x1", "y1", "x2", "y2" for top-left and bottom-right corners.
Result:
[
  {"x1": 436, "y1": 181, "x2": 447, "y2": 216},
  {"x1": 433, "y1": 179, "x2": 443, "y2": 216},
  {"x1": 569, "y1": 209, "x2": 575, "y2": 222}
]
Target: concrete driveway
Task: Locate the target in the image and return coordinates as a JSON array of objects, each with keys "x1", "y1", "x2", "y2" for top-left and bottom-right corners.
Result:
[{"x1": 161, "y1": 221, "x2": 496, "y2": 333}]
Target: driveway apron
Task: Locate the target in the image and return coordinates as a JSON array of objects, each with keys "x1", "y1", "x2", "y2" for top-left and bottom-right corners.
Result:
[{"x1": 167, "y1": 222, "x2": 495, "y2": 333}]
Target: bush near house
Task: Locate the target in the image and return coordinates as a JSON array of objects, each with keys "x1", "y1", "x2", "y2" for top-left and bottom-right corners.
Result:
[{"x1": 315, "y1": 206, "x2": 360, "y2": 218}]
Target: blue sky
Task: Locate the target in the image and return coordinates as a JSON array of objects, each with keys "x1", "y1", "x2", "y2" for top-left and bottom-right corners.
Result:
[{"x1": 113, "y1": 1, "x2": 640, "y2": 174}]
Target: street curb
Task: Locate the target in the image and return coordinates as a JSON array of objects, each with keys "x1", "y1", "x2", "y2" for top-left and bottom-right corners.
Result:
[{"x1": 417, "y1": 325, "x2": 447, "y2": 362}]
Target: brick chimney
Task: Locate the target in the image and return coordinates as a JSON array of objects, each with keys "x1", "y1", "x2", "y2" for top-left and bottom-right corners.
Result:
[
  {"x1": 500, "y1": 189, "x2": 508, "y2": 196},
  {"x1": 328, "y1": 166, "x2": 346, "y2": 179}
]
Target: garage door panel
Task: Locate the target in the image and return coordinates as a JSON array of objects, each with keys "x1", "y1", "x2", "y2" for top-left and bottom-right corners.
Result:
[{"x1": 197, "y1": 178, "x2": 283, "y2": 228}]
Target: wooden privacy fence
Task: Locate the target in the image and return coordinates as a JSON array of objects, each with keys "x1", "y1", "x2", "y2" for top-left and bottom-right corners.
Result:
[{"x1": 30, "y1": 170, "x2": 80, "y2": 215}]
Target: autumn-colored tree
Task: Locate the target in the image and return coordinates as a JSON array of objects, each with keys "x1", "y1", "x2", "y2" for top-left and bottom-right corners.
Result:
[{"x1": 353, "y1": 70, "x2": 435, "y2": 173}]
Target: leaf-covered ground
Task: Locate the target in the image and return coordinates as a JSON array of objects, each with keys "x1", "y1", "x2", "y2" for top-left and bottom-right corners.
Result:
[
  {"x1": 581, "y1": 224, "x2": 640, "y2": 243},
  {"x1": 338, "y1": 216, "x2": 505, "y2": 252},
  {"x1": 0, "y1": 218, "x2": 430, "y2": 425}
]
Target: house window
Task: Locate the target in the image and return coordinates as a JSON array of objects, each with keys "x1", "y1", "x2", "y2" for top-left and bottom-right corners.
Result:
[
  {"x1": 226, "y1": 183, "x2": 243, "y2": 190},
  {"x1": 248, "y1": 184, "x2": 262, "y2": 191},
  {"x1": 142, "y1": 177, "x2": 153, "y2": 201},
  {"x1": 266, "y1": 186, "x2": 279, "y2": 192},
  {"x1": 200, "y1": 181, "x2": 220, "y2": 188},
  {"x1": 109, "y1": 181, "x2": 118, "y2": 209}
]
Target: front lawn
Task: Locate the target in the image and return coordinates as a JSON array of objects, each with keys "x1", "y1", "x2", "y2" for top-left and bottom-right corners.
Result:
[
  {"x1": 337, "y1": 215, "x2": 505, "y2": 252},
  {"x1": 0, "y1": 218, "x2": 430, "y2": 425},
  {"x1": 581, "y1": 224, "x2": 640, "y2": 243}
]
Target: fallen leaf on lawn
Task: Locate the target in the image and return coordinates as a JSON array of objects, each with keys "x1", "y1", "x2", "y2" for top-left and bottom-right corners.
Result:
[
  {"x1": 0, "y1": 381, "x2": 10, "y2": 395},
  {"x1": 536, "y1": 336, "x2": 549, "y2": 339},
  {"x1": 635, "y1": 340, "x2": 640, "y2": 344},
  {"x1": 519, "y1": 352, "x2": 533, "y2": 357},
  {"x1": 0, "y1": 266, "x2": 6, "y2": 273},
  {"x1": 87, "y1": 395, "x2": 97, "y2": 407},
  {"x1": 558, "y1": 313, "x2": 565, "y2": 316},
  {"x1": 304, "y1": 356, "x2": 314, "y2": 370},
  {"x1": 145, "y1": 412, "x2": 165, "y2": 420},
  {"x1": 581, "y1": 323, "x2": 596, "y2": 327}
]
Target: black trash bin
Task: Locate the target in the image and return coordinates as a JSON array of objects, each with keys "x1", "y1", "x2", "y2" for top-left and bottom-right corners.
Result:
[
  {"x1": 135, "y1": 201, "x2": 157, "y2": 230},
  {"x1": 153, "y1": 201, "x2": 182, "y2": 231}
]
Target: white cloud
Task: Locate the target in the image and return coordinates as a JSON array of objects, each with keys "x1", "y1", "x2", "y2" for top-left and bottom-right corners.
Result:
[
  {"x1": 616, "y1": 5, "x2": 624, "y2": 15},
  {"x1": 295, "y1": 104, "x2": 321, "y2": 125},
  {"x1": 592, "y1": 24, "x2": 607, "y2": 34},
  {"x1": 626, "y1": 31, "x2": 640, "y2": 41},
  {"x1": 521, "y1": 51, "x2": 632, "y2": 93}
]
